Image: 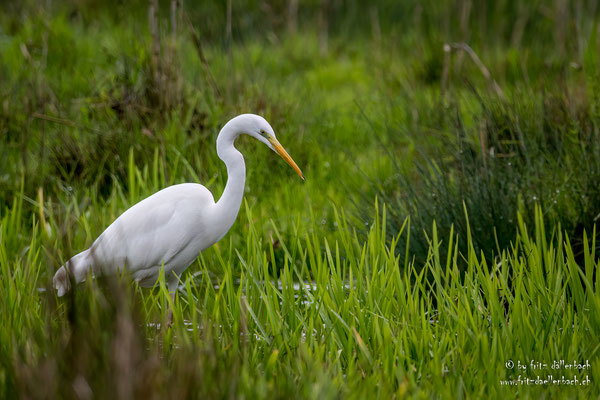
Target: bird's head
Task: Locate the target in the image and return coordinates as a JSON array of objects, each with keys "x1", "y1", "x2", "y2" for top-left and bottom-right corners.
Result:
[{"x1": 240, "y1": 114, "x2": 305, "y2": 180}]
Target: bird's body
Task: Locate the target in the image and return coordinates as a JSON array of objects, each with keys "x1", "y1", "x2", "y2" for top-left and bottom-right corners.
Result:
[
  {"x1": 53, "y1": 114, "x2": 303, "y2": 296},
  {"x1": 57, "y1": 184, "x2": 220, "y2": 293}
]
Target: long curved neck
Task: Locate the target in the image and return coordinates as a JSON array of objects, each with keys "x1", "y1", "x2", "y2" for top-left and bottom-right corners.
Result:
[{"x1": 214, "y1": 123, "x2": 246, "y2": 240}]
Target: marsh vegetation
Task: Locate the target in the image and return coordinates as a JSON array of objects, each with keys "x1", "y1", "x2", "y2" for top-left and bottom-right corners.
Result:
[{"x1": 1, "y1": 1, "x2": 599, "y2": 398}]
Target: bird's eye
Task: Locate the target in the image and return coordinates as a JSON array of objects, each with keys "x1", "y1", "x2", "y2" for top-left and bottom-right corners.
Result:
[{"x1": 259, "y1": 129, "x2": 269, "y2": 138}]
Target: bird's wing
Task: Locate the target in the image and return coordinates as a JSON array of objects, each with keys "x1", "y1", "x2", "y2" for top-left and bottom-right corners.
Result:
[{"x1": 88, "y1": 184, "x2": 216, "y2": 276}]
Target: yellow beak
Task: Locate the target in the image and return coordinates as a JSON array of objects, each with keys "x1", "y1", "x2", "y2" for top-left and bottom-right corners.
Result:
[{"x1": 268, "y1": 137, "x2": 305, "y2": 180}]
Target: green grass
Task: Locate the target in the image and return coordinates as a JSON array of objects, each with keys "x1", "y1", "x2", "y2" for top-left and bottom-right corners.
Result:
[
  {"x1": 2, "y1": 179, "x2": 599, "y2": 397},
  {"x1": 1, "y1": 0, "x2": 600, "y2": 398}
]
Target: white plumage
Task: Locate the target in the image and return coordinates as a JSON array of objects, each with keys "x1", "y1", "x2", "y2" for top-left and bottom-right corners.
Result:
[{"x1": 53, "y1": 114, "x2": 304, "y2": 296}]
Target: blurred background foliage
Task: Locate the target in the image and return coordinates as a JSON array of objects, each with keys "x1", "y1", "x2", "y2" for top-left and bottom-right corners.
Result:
[{"x1": 2, "y1": 0, "x2": 600, "y2": 271}]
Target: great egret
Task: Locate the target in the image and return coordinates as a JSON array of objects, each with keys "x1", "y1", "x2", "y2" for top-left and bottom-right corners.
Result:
[{"x1": 53, "y1": 114, "x2": 304, "y2": 299}]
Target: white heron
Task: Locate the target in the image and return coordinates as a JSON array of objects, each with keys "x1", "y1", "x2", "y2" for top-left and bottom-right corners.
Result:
[{"x1": 53, "y1": 114, "x2": 304, "y2": 302}]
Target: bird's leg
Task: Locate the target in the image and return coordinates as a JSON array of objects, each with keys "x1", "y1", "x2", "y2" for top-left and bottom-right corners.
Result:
[{"x1": 166, "y1": 291, "x2": 176, "y2": 328}]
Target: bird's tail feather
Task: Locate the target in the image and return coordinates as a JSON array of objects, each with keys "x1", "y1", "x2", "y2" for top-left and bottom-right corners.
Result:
[{"x1": 53, "y1": 249, "x2": 92, "y2": 296}]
